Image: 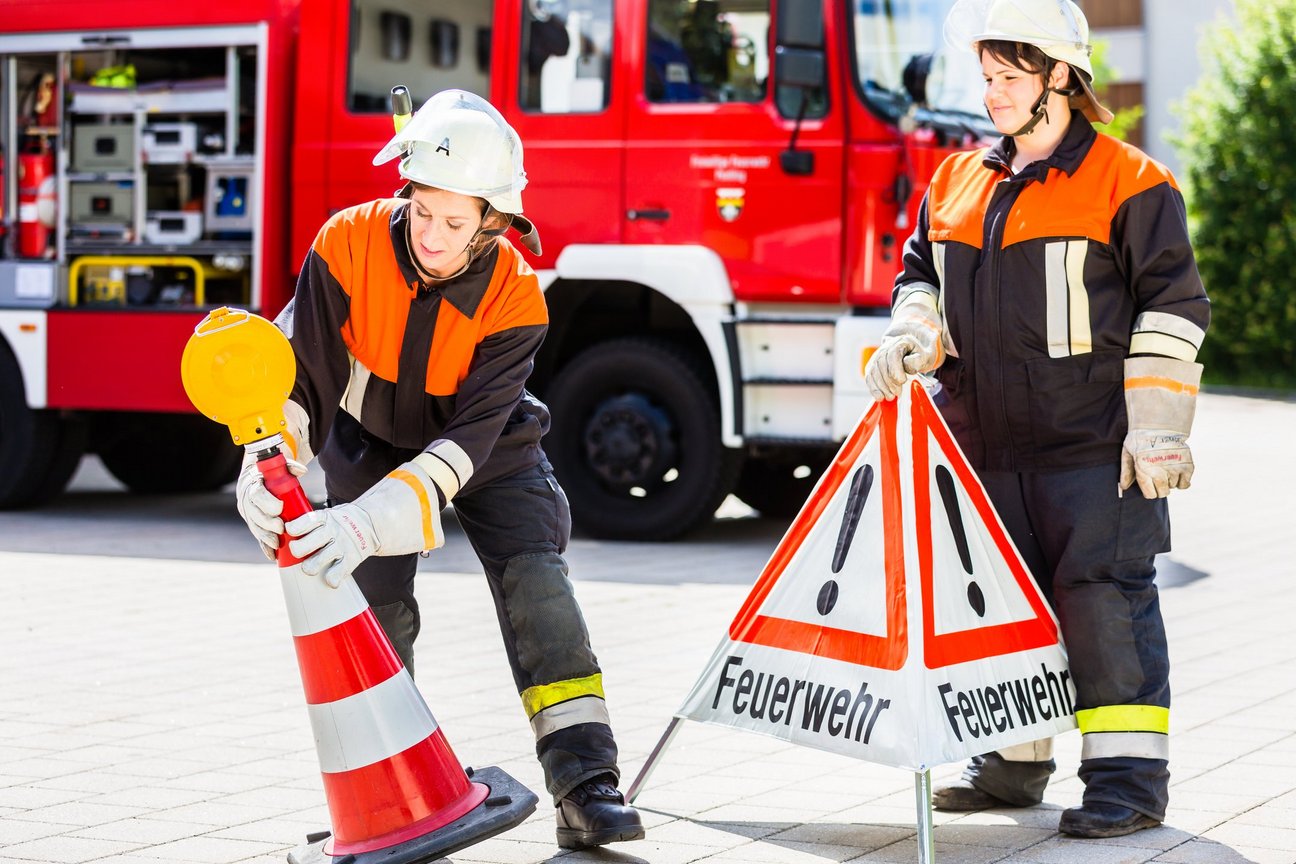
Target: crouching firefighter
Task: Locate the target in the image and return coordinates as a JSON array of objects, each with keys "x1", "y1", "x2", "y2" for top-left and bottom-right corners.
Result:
[{"x1": 234, "y1": 88, "x2": 645, "y2": 850}]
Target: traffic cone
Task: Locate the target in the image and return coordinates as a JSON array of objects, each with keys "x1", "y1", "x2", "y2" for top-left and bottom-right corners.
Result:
[{"x1": 254, "y1": 445, "x2": 538, "y2": 864}]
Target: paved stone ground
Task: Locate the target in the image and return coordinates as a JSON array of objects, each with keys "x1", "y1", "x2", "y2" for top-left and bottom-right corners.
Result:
[{"x1": 0, "y1": 391, "x2": 1293, "y2": 864}]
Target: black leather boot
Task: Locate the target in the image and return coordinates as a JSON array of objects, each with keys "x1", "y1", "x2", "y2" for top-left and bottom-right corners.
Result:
[
  {"x1": 932, "y1": 779, "x2": 1025, "y2": 811},
  {"x1": 1059, "y1": 802, "x2": 1161, "y2": 838},
  {"x1": 555, "y1": 775, "x2": 645, "y2": 849}
]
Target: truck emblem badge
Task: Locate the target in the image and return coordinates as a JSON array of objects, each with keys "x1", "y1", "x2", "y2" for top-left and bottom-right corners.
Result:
[{"x1": 716, "y1": 187, "x2": 745, "y2": 222}]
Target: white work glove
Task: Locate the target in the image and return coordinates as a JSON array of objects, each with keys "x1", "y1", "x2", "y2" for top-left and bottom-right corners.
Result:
[
  {"x1": 286, "y1": 458, "x2": 446, "y2": 588},
  {"x1": 864, "y1": 290, "x2": 945, "y2": 401},
  {"x1": 1119, "y1": 356, "x2": 1203, "y2": 499},
  {"x1": 236, "y1": 449, "x2": 308, "y2": 559}
]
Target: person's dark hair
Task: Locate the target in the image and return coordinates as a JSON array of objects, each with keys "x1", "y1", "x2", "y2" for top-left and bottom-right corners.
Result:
[{"x1": 978, "y1": 39, "x2": 1080, "y2": 90}]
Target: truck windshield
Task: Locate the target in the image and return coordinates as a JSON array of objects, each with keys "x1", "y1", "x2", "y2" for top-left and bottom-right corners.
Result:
[{"x1": 853, "y1": 0, "x2": 992, "y2": 135}]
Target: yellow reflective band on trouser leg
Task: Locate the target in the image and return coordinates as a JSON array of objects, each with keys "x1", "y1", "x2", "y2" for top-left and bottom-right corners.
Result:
[
  {"x1": 521, "y1": 674, "x2": 609, "y2": 739},
  {"x1": 1077, "y1": 705, "x2": 1170, "y2": 761}
]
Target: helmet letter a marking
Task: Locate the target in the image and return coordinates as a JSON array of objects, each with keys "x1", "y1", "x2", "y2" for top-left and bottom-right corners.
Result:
[{"x1": 436, "y1": 137, "x2": 451, "y2": 156}]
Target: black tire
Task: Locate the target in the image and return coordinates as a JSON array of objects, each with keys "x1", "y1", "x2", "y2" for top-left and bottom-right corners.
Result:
[
  {"x1": 544, "y1": 338, "x2": 742, "y2": 540},
  {"x1": 0, "y1": 344, "x2": 61, "y2": 508},
  {"x1": 735, "y1": 448, "x2": 837, "y2": 520},
  {"x1": 99, "y1": 413, "x2": 242, "y2": 494},
  {"x1": 26, "y1": 414, "x2": 88, "y2": 505}
]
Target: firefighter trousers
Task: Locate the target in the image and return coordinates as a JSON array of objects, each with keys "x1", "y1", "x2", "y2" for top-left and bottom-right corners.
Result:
[
  {"x1": 960, "y1": 461, "x2": 1172, "y2": 821},
  {"x1": 330, "y1": 460, "x2": 620, "y2": 804}
]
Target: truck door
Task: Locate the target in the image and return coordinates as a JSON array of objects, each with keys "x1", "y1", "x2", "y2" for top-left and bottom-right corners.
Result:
[
  {"x1": 296, "y1": 0, "x2": 621, "y2": 272},
  {"x1": 496, "y1": 0, "x2": 624, "y2": 268},
  {"x1": 624, "y1": 0, "x2": 844, "y2": 304},
  {"x1": 301, "y1": 0, "x2": 500, "y2": 247}
]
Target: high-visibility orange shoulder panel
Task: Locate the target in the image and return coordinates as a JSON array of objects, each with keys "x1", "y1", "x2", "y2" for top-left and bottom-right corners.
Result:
[
  {"x1": 424, "y1": 239, "x2": 547, "y2": 396},
  {"x1": 315, "y1": 200, "x2": 414, "y2": 384},
  {"x1": 927, "y1": 149, "x2": 996, "y2": 250},
  {"x1": 1003, "y1": 134, "x2": 1179, "y2": 248}
]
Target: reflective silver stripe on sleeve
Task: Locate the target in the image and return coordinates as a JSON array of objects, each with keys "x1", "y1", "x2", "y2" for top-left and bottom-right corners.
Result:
[
  {"x1": 1131, "y1": 311, "x2": 1205, "y2": 362},
  {"x1": 529, "y1": 695, "x2": 611, "y2": 740},
  {"x1": 1065, "y1": 240, "x2": 1092, "y2": 354},
  {"x1": 997, "y1": 738, "x2": 1054, "y2": 762},
  {"x1": 426, "y1": 439, "x2": 474, "y2": 492},
  {"x1": 1081, "y1": 731, "x2": 1169, "y2": 761},
  {"x1": 412, "y1": 452, "x2": 461, "y2": 502},
  {"x1": 894, "y1": 281, "x2": 938, "y2": 309},
  {"x1": 340, "y1": 354, "x2": 372, "y2": 421}
]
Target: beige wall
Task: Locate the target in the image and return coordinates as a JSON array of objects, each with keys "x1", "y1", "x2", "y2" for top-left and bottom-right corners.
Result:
[{"x1": 1085, "y1": 0, "x2": 1236, "y2": 174}]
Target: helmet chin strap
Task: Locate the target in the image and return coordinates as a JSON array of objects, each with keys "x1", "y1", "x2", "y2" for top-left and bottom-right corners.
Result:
[{"x1": 999, "y1": 62, "x2": 1080, "y2": 138}]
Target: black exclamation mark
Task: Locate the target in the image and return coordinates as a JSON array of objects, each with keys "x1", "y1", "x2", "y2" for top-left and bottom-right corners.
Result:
[
  {"x1": 935, "y1": 465, "x2": 985, "y2": 617},
  {"x1": 819, "y1": 464, "x2": 874, "y2": 615}
]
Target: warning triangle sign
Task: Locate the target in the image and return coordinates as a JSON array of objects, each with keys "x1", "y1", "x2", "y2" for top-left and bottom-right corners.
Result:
[
  {"x1": 727, "y1": 401, "x2": 907, "y2": 671},
  {"x1": 676, "y1": 381, "x2": 1077, "y2": 771},
  {"x1": 911, "y1": 391, "x2": 1059, "y2": 669}
]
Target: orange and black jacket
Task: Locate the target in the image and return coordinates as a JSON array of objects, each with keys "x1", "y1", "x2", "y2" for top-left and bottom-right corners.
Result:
[
  {"x1": 895, "y1": 113, "x2": 1211, "y2": 472},
  {"x1": 277, "y1": 198, "x2": 550, "y2": 503}
]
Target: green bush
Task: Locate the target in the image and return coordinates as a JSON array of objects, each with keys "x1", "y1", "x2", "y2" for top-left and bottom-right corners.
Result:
[
  {"x1": 1174, "y1": 0, "x2": 1296, "y2": 389},
  {"x1": 1090, "y1": 39, "x2": 1144, "y2": 143}
]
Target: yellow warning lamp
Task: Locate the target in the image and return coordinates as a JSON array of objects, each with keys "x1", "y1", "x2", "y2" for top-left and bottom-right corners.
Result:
[
  {"x1": 859, "y1": 345, "x2": 878, "y2": 376},
  {"x1": 180, "y1": 306, "x2": 295, "y2": 446},
  {"x1": 391, "y1": 85, "x2": 413, "y2": 133}
]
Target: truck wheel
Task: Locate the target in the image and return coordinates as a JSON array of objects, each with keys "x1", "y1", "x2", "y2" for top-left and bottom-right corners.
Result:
[
  {"x1": 0, "y1": 347, "x2": 63, "y2": 508},
  {"x1": 27, "y1": 415, "x2": 89, "y2": 505},
  {"x1": 545, "y1": 338, "x2": 742, "y2": 540},
  {"x1": 734, "y1": 449, "x2": 836, "y2": 520},
  {"x1": 99, "y1": 414, "x2": 242, "y2": 494}
]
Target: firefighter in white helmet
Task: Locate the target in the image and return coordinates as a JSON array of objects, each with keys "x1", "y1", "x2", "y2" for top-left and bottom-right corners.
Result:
[
  {"x1": 235, "y1": 89, "x2": 644, "y2": 850},
  {"x1": 864, "y1": 0, "x2": 1210, "y2": 838}
]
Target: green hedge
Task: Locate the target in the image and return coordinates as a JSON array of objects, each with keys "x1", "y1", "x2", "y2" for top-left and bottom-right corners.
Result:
[{"x1": 1174, "y1": 0, "x2": 1296, "y2": 389}]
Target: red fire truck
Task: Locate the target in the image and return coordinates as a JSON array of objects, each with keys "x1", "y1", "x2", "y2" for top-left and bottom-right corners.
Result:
[{"x1": 0, "y1": 0, "x2": 989, "y2": 539}]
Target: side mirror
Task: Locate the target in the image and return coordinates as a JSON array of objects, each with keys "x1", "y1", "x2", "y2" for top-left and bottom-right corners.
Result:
[
  {"x1": 774, "y1": 0, "x2": 825, "y2": 177},
  {"x1": 776, "y1": 0, "x2": 824, "y2": 49},
  {"x1": 774, "y1": 45, "x2": 826, "y2": 90},
  {"x1": 902, "y1": 53, "x2": 935, "y2": 107}
]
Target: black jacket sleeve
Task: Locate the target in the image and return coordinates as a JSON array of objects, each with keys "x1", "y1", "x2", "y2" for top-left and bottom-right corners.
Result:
[{"x1": 274, "y1": 248, "x2": 353, "y2": 459}]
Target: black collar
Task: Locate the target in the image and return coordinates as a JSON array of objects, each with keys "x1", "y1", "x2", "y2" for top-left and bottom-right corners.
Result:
[
  {"x1": 389, "y1": 203, "x2": 499, "y2": 320},
  {"x1": 983, "y1": 110, "x2": 1097, "y2": 179}
]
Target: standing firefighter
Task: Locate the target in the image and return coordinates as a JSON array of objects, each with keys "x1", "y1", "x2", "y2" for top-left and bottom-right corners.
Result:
[
  {"x1": 864, "y1": 0, "x2": 1210, "y2": 839},
  {"x1": 235, "y1": 89, "x2": 645, "y2": 850}
]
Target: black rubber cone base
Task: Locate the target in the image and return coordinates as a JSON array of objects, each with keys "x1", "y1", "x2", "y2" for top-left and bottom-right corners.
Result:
[{"x1": 286, "y1": 766, "x2": 538, "y2": 864}]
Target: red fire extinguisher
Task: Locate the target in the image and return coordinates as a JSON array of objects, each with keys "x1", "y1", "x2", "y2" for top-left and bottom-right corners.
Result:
[{"x1": 18, "y1": 137, "x2": 56, "y2": 259}]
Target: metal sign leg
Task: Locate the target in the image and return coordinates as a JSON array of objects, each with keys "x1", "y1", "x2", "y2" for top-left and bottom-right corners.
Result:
[
  {"x1": 626, "y1": 716, "x2": 683, "y2": 804},
  {"x1": 914, "y1": 769, "x2": 935, "y2": 864}
]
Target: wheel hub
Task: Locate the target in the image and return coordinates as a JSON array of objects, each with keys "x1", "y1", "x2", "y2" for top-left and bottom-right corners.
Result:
[{"x1": 581, "y1": 393, "x2": 676, "y2": 489}]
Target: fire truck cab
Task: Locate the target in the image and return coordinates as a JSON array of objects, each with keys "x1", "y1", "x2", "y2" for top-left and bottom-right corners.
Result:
[{"x1": 0, "y1": 0, "x2": 990, "y2": 539}]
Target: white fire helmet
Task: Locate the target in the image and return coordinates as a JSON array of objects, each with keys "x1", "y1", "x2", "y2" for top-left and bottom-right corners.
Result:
[
  {"x1": 944, "y1": 0, "x2": 1113, "y2": 124},
  {"x1": 373, "y1": 89, "x2": 528, "y2": 214}
]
